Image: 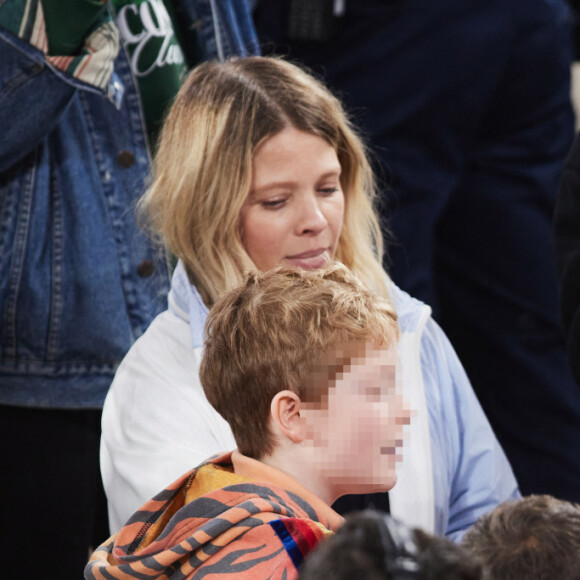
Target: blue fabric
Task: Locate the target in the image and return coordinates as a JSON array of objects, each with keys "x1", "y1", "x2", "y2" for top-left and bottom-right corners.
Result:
[
  {"x1": 170, "y1": 261, "x2": 208, "y2": 348},
  {"x1": 0, "y1": 30, "x2": 168, "y2": 408},
  {"x1": 392, "y1": 284, "x2": 520, "y2": 540},
  {"x1": 173, "y1": 0, "x2": 259, "y2": 62},
  {"x1": 269, "y1": 519, "x2": 303, "y2": 571},
  {"x1": 0, "y1": 0, "x2": 258, "y2": 408},
  {"x1": 253, "y1": 0, "x2": 580, "y2": 502}
]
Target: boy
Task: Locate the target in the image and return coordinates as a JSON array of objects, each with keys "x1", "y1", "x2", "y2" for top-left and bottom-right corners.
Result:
[{"x1": 85, "y1": 264, "x2": 410, "y2": 579}]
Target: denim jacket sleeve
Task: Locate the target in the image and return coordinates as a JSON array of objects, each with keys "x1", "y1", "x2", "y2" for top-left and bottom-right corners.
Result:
[
  {"x1": 0, "y1": 32, "x2": 111, "y2": 171},
  {"x1": 0, "y1": 0, "x2": 257, "y2": 409},
  {"x1": 0, "y1": 1, "x2": 122, "y2": 171},
  {"x1": 0, "y1": 22, "x2": 168, "y2": 408}
]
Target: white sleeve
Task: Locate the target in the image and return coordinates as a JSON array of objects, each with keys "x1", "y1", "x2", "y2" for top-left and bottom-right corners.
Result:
[{"x1": 100, "y1": 310, "x2": 236, "y2": 533}]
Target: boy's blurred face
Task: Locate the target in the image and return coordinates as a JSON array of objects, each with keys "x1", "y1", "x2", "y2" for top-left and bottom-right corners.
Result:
[{"x1": 304, "y1": 341, "x2": 410, "y2": 500}]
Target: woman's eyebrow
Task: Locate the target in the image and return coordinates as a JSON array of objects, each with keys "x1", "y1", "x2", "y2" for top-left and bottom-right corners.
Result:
[
  {"x1": 251, "y1": 180, "x2": 297, "y2": 194},
  {"x1": 317, "y1": 168, "x2": 342, "y2": 181},
  {"x1": 251, "y1": 168, "x2": 342, "y2": 195}
]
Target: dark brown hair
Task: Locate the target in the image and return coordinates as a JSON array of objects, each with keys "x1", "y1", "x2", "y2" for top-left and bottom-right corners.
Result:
[{"x1": 462, "y1": 494, "x2": 580, "y2": 580}]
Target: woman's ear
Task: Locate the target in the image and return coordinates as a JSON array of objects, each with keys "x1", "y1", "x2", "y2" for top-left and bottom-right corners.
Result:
[{"x1": 270, "y1": 390, "x2": 306, "y2": 444}]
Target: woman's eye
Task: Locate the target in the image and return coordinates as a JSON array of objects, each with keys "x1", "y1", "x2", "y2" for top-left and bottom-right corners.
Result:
[
  {"x1": 318, "y1": 187, "x2": 339, "y2": 195},
  {"x1": 261, "y1": 199, "x2": 286, "y2": 209}
]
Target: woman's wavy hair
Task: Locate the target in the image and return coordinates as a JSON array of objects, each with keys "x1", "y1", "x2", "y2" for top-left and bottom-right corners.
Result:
[{"x1": 140, "y1": 56, "x2": 389, "y2": 305}]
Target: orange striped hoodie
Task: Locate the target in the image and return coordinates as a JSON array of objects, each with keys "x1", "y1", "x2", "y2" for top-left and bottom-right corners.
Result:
[{"x1": 85, "y1": 451, "x2": 343, "y2": 579}]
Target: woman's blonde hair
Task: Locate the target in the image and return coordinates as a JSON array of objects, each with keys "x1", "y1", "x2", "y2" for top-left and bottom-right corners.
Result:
[{"x1": 140, "y1": 56, "x2": 389, "y2": 305}]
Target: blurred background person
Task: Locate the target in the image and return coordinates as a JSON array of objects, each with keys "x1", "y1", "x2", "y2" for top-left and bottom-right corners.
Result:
[
  {"x1": 0, "y1": 0, "x2": 257, "y2": 577},
  {"x1": 555, "y1": 133, "x2": 580, "y2": 389},
  {"x1": 300, "y1": 511, "x2": 483, "y2": 580},
  {"x1": 462, "y1": 495, "x2": 580, "y2": 579}
]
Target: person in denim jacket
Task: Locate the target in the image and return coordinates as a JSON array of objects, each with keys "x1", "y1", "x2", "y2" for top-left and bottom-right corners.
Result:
[{"x1": 0, "y1": 1, "x2": 257, "y2": 577}]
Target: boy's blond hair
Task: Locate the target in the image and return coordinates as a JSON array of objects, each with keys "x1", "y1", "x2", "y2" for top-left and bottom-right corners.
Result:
[
  {"x1": 200, "y1": 263, "x2": 399, "y2": 459},
  {"x1": 139, "y1": 56, "x2": 389, "y2": 307}
]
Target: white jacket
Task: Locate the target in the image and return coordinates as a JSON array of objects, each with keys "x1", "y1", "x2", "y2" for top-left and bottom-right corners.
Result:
[{"x1": 101, "y1": 262, "x2": 519, "y2": 538}]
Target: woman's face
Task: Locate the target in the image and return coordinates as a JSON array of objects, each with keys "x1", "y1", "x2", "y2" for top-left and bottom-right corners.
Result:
[{"x1": 240, "y1": 126, "x2": 345, "y2": 271}]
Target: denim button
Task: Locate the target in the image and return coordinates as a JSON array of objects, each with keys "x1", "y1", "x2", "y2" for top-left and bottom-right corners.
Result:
[
  {"x1": 137, "y1": 260, "x2": 155, "y2": 278},
  {"x1": 117, "y1": 150, "x2": 136, "y2": 168}
]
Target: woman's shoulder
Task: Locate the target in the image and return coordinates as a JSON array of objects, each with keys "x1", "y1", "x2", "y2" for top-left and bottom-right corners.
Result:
[
  {"x1": 102, "y1": 308, "x2": 212, "y2": 448},
  {"x1": 132, "y1": 308, "x2": 193, "y2": 360},
  {"x1": 109, "y1": 308, "x2": 200, "y2": 397},
  {"x1": 387, "y1": 280, "x2": 432, "y2": 336},
  {"x1": 387, "y1": 280, "x2": 459, "y2": 382}
]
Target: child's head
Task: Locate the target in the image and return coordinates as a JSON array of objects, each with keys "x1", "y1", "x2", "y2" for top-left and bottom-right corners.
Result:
[
  {"x1": 461, "y1": 494, "x2": 580, "y2": 580},
  {"x1": 140, "y1": 56, "x2": 386, "y2": 306},
  {"x1": 200, "y1": 263, "x2": 408, "y2": 496},
  {"x1": 300, "y1": 510, "x2": 483, "y2": 580}
]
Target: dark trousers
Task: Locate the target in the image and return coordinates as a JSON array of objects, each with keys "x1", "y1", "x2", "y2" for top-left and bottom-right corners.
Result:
[
  {"x1": 255, "y1": 0, "x2": 580, "y2": 500},
  {"x1": 0, "y1": 405, "x2": 109, "y2": 579}
]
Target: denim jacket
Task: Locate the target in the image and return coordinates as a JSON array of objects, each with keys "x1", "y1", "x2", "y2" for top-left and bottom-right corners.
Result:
[{"x1": 0, "y1": 0, "x2": 259, "y2": 409}]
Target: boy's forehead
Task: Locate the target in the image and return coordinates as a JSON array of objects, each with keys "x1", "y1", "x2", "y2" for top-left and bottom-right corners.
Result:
[
  {"x1": 316, "y1": 340, "x2": 397, "y2": 368},
  {"x1": 310, "y1": 341, "x2": 398, "y2": 393}
]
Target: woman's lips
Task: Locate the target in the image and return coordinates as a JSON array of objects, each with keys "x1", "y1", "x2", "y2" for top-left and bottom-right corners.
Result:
[{"x1": 285, "y1": 248, "x2": 330, "y2": 270}]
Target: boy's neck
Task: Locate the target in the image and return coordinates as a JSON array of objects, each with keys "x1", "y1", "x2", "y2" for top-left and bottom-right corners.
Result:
[
  {"x1": 231, "y1": 449, "x2": 344, "y2": 531},
  {"x1": 259, "y1": 448, "x2": 333, "y2": 505}
]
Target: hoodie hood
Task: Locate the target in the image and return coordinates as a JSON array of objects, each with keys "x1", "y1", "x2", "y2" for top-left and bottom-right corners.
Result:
[{"x1": 86, "y1": 452, "x2": 338, "y2": 579}]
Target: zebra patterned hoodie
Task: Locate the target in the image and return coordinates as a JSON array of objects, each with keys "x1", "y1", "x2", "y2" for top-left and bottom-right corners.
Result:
[{"x1": 85, "y1": 451, "x2": 342, "y2": 579}]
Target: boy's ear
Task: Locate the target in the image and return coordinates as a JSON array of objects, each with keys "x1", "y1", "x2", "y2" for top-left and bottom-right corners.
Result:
[{"x1": 270, "y1": 390, "x2": 306, "y2": 444}]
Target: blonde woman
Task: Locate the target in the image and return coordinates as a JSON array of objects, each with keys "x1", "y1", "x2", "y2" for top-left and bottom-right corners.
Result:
[{"x1": 101, "y1": 57, "x2": 519, "y2": 539}]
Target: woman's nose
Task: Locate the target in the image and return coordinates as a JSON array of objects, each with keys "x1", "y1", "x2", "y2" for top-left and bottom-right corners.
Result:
[{"x1": 297, "y1": 193, "x2": 328, "y2": 235}]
